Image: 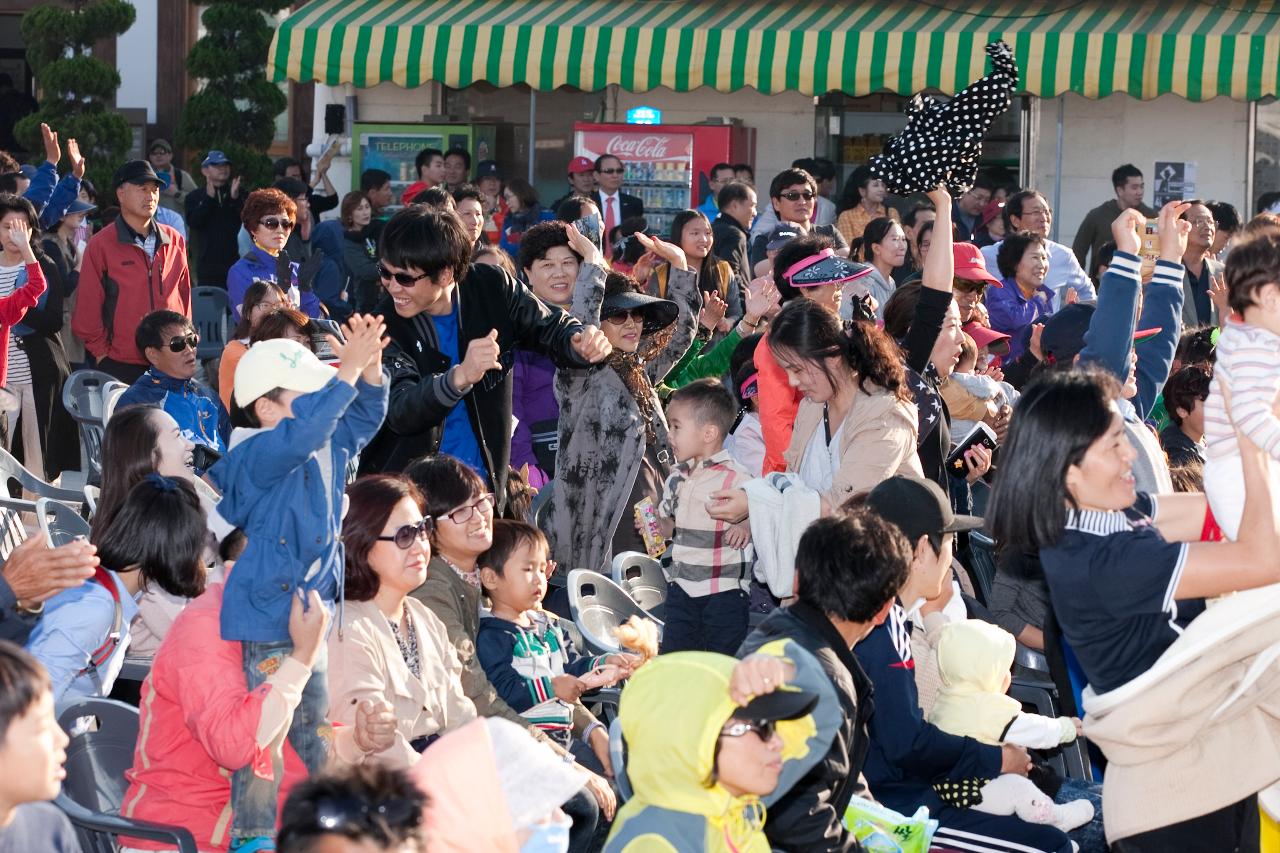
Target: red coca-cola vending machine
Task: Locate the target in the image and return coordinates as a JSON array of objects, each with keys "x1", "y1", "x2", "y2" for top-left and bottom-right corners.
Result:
[{"x1": 573, "y1": 122, "x2": 755, "y2": 238}]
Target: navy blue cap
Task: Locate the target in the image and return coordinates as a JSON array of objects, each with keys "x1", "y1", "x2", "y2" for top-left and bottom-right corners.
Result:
[{"x1": 201, "y1": 150, "x2": 231, "y2": 167}]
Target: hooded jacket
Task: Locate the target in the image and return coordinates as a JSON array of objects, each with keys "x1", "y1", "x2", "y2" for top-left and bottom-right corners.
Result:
[
  {"x1": 605, "y1": 642, "x2": 839, "y2": 853},
  {"x1": 928, "y1": 619, "x2": 1024, "y2": 745}
]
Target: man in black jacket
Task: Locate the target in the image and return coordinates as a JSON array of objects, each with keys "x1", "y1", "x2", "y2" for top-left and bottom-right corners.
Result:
[
  {"x1": 738, "y1": 511, "x2": 912, "y2": 852},
  {"x1": 712, "y1": 180, "x2": 756, "y2": 283},
  {"x1": 358, "y1": 209, "x2": 611, "y2": 508},
  {"x1": 184, "y1": 150, "x2": 243, "y2": 287}
]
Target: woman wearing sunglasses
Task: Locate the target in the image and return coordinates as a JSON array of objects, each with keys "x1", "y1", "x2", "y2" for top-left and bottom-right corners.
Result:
[
  {"x1": 226, "y1": 188, "x2": 323, "y2": 324},
  {"x1": 605, "y1": 646, "x2": 838, "y2": 853},
  {"x1": 546, "y1": 230, "x2": 700, "y2": 575},
  {"x1": 405, "y1": 454, "x2": 618, "y2": 850},
  {"x1": 327, "y1": 474, "x2": 476, "y2": 769}
]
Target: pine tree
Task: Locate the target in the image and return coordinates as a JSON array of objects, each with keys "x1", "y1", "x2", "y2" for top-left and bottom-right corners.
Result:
[
  {"x1": 178, "y1": 0, "x2": 292, "y2": 189},
  {"x1": 15, "y1": 0, "x2": 136, "y2": 192}
]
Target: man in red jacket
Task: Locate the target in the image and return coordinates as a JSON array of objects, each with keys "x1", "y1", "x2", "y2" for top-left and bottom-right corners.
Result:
[{"x1": 71, "y1": 160, "x2": 191, "y2": 383}]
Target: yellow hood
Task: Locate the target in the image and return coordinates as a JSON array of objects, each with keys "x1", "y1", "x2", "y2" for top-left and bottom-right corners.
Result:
[
  {"x1": 612, "y1": 643, "x2": 838, "y2": 852},
  {"x1": 929, "y1": 620, "x2": 1022, "y2": 744}
]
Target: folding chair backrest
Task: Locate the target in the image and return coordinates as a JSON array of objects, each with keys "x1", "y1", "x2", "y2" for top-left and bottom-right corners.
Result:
[
  {"x1": 61, "y1": 370, "x2": 115, "y2": 426},
  {"x1": 0, "y1": 503, "x2": 29, "y2": 562},
  {"x1": 192, "y1": 286, "x2": 230, "y2": 361},
  {"x1": 57, "y1": 698, "x2": 140, "y2": 814},
  {"x1": 610, "y1": 552, "x2": 668, "y2": 617},
  {"x1": 37, "y1": 498, "x2": 91, "y2": 547},
  {"x1": 84, "y1": 484, "x2": 100, "y2": 518},
  {"x1": 567, "y1": 569, "x2": 663, "y2": 656},
  {"x1": 0, "y1": 446, "x2": 85, "y2": 503},
  {"x1": 101, "y1": 381, "x2": 128, "y2": 423},
  {"x1": 966, "y1": 531, "x2": 999, "y2": 606},
  {"x1": 531, "y1": 480, "x2": 554, "y2": 538}
]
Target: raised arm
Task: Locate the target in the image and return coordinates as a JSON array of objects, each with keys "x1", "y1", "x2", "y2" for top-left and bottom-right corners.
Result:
[{"x1": 901, "y1": 187, "x2": 955, "y2": 374}]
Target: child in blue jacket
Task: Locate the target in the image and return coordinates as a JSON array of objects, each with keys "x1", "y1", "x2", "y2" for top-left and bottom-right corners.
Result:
[{"x1": 209, "y1": 314, "x2": 388, "y2": 851}]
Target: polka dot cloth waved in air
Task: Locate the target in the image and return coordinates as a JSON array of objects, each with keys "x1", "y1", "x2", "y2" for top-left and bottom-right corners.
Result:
[{"x1": 869, "y1": 41, "x2": 1019, "y2": 195}]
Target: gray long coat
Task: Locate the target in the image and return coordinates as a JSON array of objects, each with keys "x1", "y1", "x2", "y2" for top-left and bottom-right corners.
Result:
[{"x1": 546, "y1": 263, "x2": 700, "y2": 574}]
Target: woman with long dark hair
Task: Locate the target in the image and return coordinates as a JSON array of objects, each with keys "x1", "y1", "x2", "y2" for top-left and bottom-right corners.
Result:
[
  {"x1": 843, "y1": 215, "x2": 907, "y2": 319},
  {"x1": 987, "y1": 368, "x2": 1280, "y2": 851},
  {"x1": 92, "y1": 404, "x2": 196, "y2": 539},
  {"x1": 648, "y1": 209, "x2": 743, "y2": 332},
  {"x1": 547, "y1": 231, "x2": 699, "y2": 574}
]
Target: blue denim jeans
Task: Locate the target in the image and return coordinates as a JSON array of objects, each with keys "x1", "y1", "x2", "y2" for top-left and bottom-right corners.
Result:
[
  {"x1": 1057, "y1": 776, "x2": 1107, "y2": 853},
  {"x1": 230, "y1": 639, "x2": 331, "y2": 839},
  {"x1": 659, "y1": 584, "x2": 749, "y2": 655}
]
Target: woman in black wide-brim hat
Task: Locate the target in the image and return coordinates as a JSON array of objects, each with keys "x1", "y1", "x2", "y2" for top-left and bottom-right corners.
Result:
[{"x1": 547, "y1": 226, "x2": 701, "y2": 574}]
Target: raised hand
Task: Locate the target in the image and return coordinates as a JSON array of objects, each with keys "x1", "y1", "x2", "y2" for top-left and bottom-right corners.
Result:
[
  {"x1": 457, "y1": 328, "x2": 502, "y2": 387},
  {"x1": 926, "y1": 184, "x2": 952, "y2": 213},
  {"x1": 635, "y1": 232, "x2": 688, "y2": 272},
  {"x1": 66, "y1": 139, "x2": 85, "y2": 180},
  {"x1": 699, "y1": 290, "x2": 728, "y2": 332},
  {"x1": 3, "y1": 217, "x2": 35, "y2": 264},
  {"x1": 743, "y1": 276, "x2": 780, "y2": 324},
  {"x1": 40, "y1": 123, "x2": 60, "y2": 167},
  {"x1": 331, "y1": 313, "x2": 389, "y2": 385},
  {"x1": 1110, "y1": 208, "x2": 1145, "y2": 256},
  {"x1": 565, "y1": 221, "x2": 604, "y2": 268},
  {"x1": 1208, "y1": 272, "x2": 1231, "y2": 322},
  {"x1": 1157, "y1": 200, "x2": 1192, "y2": 264}
]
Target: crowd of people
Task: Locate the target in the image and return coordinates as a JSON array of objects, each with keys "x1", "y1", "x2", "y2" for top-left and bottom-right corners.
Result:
[{"x1": 0, "y1": 114, "x2": 1278, "y2": 853}]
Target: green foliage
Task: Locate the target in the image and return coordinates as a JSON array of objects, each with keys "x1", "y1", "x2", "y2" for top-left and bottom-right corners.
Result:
[
  {"x1": 178, "y1": 0, "x2": 293, "y2": 192},
  {"x1": 17, "y1": 0, "x2": 136, "y2": 192}
]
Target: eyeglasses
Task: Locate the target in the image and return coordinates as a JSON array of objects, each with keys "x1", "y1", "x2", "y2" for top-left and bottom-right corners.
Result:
[
  {"x1": 309, "y1": 793, "x2": 421, "y2": 834},
  {"x1": 377, "y1": 262, "x2": 430, "y2": 287},
  {"x1": 604, "y1": 309, "x2": 646, "y2": 326},
  {"x1": 166, "y1": 333, "x2": 199, "y2": 353},
  {"x1": 778, "y1": 190, "x2": 816, "y2": 202},
  {"x1": 259, "y1": 216, "x2": 294, "y2": 231},
  {"x1": 720, "y1": 719, "x2": 777, "y2": 742},
  {"x1": 436, "y1": 493, "x2": 496, "y2": 525},
  {"x1": 597, "y1": 168, "x2": 625, "y2": 175},
  {"x1": 377, "y1": 517, "x2": 435, "y2": 549}
]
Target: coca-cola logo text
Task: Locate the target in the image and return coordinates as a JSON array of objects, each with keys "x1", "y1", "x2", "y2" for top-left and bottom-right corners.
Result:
[{"x1": 606, "y1": 135, "x2": 680, "y2": 160}]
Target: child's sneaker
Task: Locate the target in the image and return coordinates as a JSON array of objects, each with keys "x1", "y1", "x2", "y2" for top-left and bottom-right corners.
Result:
[{"x1": 230, "y1": 837, "x2": 275, "y2": 852}]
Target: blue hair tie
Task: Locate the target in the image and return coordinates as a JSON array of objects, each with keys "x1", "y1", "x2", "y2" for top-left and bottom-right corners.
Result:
[{"x1": 145, "y1": 472, "x2": 179, "y2": 493}]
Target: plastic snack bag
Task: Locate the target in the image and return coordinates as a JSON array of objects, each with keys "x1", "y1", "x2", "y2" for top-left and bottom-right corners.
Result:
[{"x1": 843, "y1": 798, "x2": 937, "y2": 853}]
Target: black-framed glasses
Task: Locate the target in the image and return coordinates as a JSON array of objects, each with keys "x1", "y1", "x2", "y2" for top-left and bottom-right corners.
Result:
[
  {"x1": 377, "y1": 262, "x2": 430, "y2": 287},
  {"x1": 604, "y1": 309, "x2": 646, "y2": 326},
  {"x1": 436, "y1": 493, "x2": 496, "y2": 525},
  {"x1": 377, "y1": 517, "x2": 434, "y2": 549},
  {"x1": 166, "y1": 333, "x2": 199, "y2": 353},
  {"x1": 596, "y1": 168, "x2": 625, "y2": 175},
  {"x1": 260, "y1": 216, "x2": 294, "y2": 231},
  {"x1": 310, "y1": 793, "x2": 422, "y2": 834},
  {"x1": 720, "y1": 718, "x2": 777, "y2": 742},
  {"x1": 778, "y1": 190, "x2": 816, "y2": 202}
]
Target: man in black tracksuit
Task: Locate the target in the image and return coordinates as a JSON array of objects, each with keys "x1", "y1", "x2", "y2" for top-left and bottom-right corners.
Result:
[{"x1": 738, "y1": 511, "x2": 912, "y2": 851}]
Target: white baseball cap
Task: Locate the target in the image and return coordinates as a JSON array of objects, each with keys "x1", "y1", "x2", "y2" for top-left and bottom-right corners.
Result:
[{"x1": 233, "y1": 338, "x2": 335, "y2": 408}]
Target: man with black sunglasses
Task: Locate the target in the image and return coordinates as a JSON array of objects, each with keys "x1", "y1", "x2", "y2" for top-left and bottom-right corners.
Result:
[
  {"x1": 117, "y1": 308, "x2": 229, "y2": 469},
  {"x1": 593, "y1": 154, "x2": 643, "y2": 259},
  {"x1": 359, "y1": 208, "x2": 612, "y2": 510},
  {"x1": 747, "y1": 167, "x2": 849, "y2": 270}
]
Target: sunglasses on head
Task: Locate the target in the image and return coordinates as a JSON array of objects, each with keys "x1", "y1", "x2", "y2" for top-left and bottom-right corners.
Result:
[
  {"x1": 597, "y1": 167, "x2": 625, "y2": 175},
  {"x1": 165, "y1": 333, "x2": 199, "y2": 353},
  {"x1": 310, "y1": 793, "x2": 422, "y2": 834},
  {"x1": 377, "y1": 262, "x2": 430, "y2": 287},
  {"x1": 377, "y1": 517, "x2": 434, "y2": 549},
  {"x1": 720, "y1": 718, "x2": 777, "y2": 742},
  {"x1": 604, "y1": 308, "x2": 646, "y2": 326},
  {"x1": 778, "y1": 190, "x2": 816, "y2": 202},
  {"x1": 259, "y1": 216, "x2": 294, "y2": 231}
]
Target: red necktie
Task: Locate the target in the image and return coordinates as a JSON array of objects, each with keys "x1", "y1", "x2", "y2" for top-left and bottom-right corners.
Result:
[{"x1": 604, "y1": 196, "x2": 618, "y2": 258}]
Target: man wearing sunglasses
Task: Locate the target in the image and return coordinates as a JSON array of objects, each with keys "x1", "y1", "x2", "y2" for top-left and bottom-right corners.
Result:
[
  {"x1": 593, "y1": 154, "x2": 644, "y2": 259},
  {"x1": 358, "y1": 208, "x2": 612, "y2": 511},
  {"x1": 747, "y1": 166, "x2": 850, "y2": 270},
  {"x1": 117, "y1": 309, "x2": 228, "y2": 469}
]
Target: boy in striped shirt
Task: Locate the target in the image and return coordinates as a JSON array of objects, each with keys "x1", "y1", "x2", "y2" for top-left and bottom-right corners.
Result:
[
  {"x1": 1204, "y1": 234, "x2": 1280, "y2": 539},
  {"x1": 476, "y1": 520, "x2": 635, "y2": 761},
  {"x1": 657, "y1": 379, "x2": 755, "y2": 655}
]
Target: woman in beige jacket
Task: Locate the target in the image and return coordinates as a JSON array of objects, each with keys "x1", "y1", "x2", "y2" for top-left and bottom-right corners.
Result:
[{"x1": 328, "y1": 474, "x2": 476, "y2": 768}]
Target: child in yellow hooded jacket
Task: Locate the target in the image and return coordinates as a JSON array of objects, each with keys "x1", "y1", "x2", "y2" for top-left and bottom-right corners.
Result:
[{"x1": 604, "y1": 641, "x2": 839, "y2": 853}]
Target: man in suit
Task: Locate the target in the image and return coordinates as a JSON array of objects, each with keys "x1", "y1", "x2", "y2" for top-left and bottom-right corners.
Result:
[
  {"x1": 712, "y1": 180, "x2": 757, "y2": 283},
  {"x1": 1180, "y1": 200, "x2": 1223, "y2": 327},
  {"x1": 594, "y1": 154, "x2": 644, "y2": 258}
]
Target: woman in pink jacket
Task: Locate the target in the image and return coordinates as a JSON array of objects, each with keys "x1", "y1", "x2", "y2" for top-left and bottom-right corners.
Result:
[{"x1": 119, "y1": 550, "x2": 397, "y2": 852}]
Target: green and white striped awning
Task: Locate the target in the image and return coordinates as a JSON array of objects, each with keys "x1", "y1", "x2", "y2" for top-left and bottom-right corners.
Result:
[{"x1": 269, "y1": 0, "x2": 1280, "y2": 101}]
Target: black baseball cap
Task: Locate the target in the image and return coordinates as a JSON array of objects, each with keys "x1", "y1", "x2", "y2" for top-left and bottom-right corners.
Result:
[
  {"x1": 735, "y1": 685, "x2": 819, "y2": 723},
  {"x1": 475, "y1": 159, "x2": 502, "y2": 179},
  {"x1": 112, "y1": 159, "x2": 163, "y2": 188},
  {"x1": 865, "y1": 476, "x2": 983, "y2": 547},
  {"x1": 1038, "y1": 303, "x2": 1095, "y2": 366}
]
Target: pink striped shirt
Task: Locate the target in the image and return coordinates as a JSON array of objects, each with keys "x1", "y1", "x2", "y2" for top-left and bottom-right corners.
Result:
[{"x1": 1205, "y1": 319, "x2": 1280, "y2": 460}]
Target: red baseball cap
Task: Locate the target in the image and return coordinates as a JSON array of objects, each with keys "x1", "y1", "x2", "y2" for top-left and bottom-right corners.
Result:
[
  {"x1": 962, "y1": 322, "x2": 1011, "y2": 350},
  {"x1": 953, "y1": 242, "x2": 1002, "y2": 287},
  {"x1": 568, "y1": 156, "x2": 596, "y2": 174}
]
